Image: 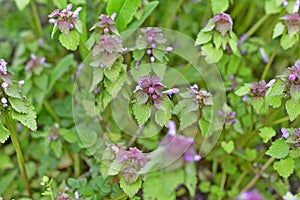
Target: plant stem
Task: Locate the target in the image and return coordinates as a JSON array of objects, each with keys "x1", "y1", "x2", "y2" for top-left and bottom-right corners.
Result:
[
  {"x1": 241, "y1": 157, "x2": 275, "y2": 191},
  {"x1": 261, "y1": 44, "x2": 280, "y2": 80},
  {"x1": 43, "y1": 100, "x2": 61, "y2": 123},
  {"x1": 4, "y1": 113, "x2": 32, "y2": 197},
  {"x1": 245, "y1": 15, "x2": 270, "y2": 39},
  {"x1": 110, "y1": 193, "x2": 127, "y2": 200},
  {"x1": 218, "y1": 171, "x2": 227, "y2": 200},
  {"x1": 31, "y1": 0, "x2": 43, "y2": 38},
  {"x1": 166, "y1": 0, "x2": 185, "y2": 28},
  {"x1": 233, "y1": 170, "x2": 249, "y2": 188},
  {"x1": 267, "y1": 116, "x2": 290, "y2": 126}
]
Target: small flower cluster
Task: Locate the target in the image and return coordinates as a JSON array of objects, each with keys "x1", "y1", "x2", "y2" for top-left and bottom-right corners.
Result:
[
  {"x1": 281, "y1": 127, "x2": 300, "y2": 147},
  {"x1": 48, "y1": 4, "x2": 82, "y2": 35},
  {"x1": 116, "y1": 147, "x2": 148, "y2": 184},
  {"x1": 134, "y1": 75, "x2": 165, "y2": 105},
  {"x1": 281, "y1": 0, "x2": 300, "y2": 36},
  {"x1": 237, "y1": 189, "x2": 265, "y2": 200},
  {"x1": 135, "y1": 27, "x2": 172, "y2": 67},
  {"x1": 227, "y1": 75, "x2": 239, "y2": 91},
  {"x1": 159, "y1": 121, "x2": 201, "y2": 169},
  {"x1": 0, "y1": 59, "x2": 25, "y2": 108},
  {"x1": 90, "y1": 14, "x2": 126, "y2": 68},
  {"x1": 25, "y1": 54, "x2": 48, "y2": 75},
  {"x1": 189, "y1": 84, "x2": 213, "y2": 107},
  {"x1": 282, "y1": 60, "x2": 300, "y2": 86},
  {"x1": 218, "y1": 110, "x2": 237, "y2": 125},
  {"x1": 90, "y1": 13, "x2": 118, "y2": 35},
  {"x1": 212, "y1": 13, "x2": 233, "y2": 36},
  {"x1": 247, "y1": 80, "x2": 275, "y2": 97}
]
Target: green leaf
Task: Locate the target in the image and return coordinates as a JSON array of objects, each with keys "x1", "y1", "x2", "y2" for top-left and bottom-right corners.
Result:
[
  {"x1": 213, "y1": 32, "x2": 222, "y2": 49},
  {"x1": 211, "y1": 0, "x2": 229, "y2": 15},
  {"x1": 33, "y1": 74, "x2": 48, "y2": 92},
  {"x1": 274, "y1": 158, "x2": 295, "y2": 178},
  {"x1": 265, "y1": 0, "x2": 281, "y2": 14},
  {"x1": 290, "y1": 85, "x2": 300, "y2": 101},
  {"x1": 49, "y1": 54, "x2": 74, "y2": 90},
  {"x1": 107, "y1": 0, "x2": 141, "y2": 31},
  {"x1": 51, "y1": 140, "x2": 62, "y2": 157},
  {"x1": 4, "y1": 84, "x2": 21, "y2": 98},
  {"x1": 155, "y1": 109, "x2": 169, "y2": 127},
  {"x1": 104, "y1": 63, "x2": 122, "y2": 82},
  {"x1": 285, "y1": 99, "x2": 300, "y2": 121},
  {"x1": 12, "y1": 104, "x2": 37, "y2": 131},
  {"x1": 180, "y1": 112, "x2": 197, "y2": 130},
  {"x1": 107, "y1": 159, "x2": 122, "y2": 176},
  {"x1": 104, "y1": 73, "x2": 126, "y2": 97},
  {"x1": 128, "y1": 1, "x2": 159, "y2": 29},
  {"x1": 265, "y1": 95, "x2": 282, "y2": 108},
  {"x1": 0, "y1": 122, "x2": 10, "y2": 143},
  {"x1": 199, "y1": 118, "x2": 210, "y2": 137},
  {"x1": 8, "y1": 97, "x2": 27, "y2": 114},
  {"x1": 132, "y1": 104, "x2": 151, "y2": 126},
  {"x1": 201, "y1": 43, "x2": 223, "y2": 63},
  {"x1": 59, "y1": 31, "x2": 80, "y2": 51},
  {"x1": 221, "y1": 140, "x2": 235, "y2": 154},
  {"x1": 133, "y1": 50, "x2": 145, "y2": 61},
  {"x1": 259, "y1": 127, "x2": 276, "y2": 143},
  {"x1": 273, "y1": 22, "x2": 285, "y2": 39},
  {"x1": 90, "y1": 67, "x2": 103, "y2": 92},
  {"x1": 235, "y1": 85, "x2": 250, "y2": 96},
  {"x1": 14, "y1": 0, "x2": 30, "y2": 11},
  {"x1": 266, "y1": 139, "x2": 289, "y2": 159},
  {"x1": 119, "y1": 176, "x2": 142, "y2": 198},
  {"x1": 53, "y1": 0, "x2": 67, "y2": 9},
  {"x1": 195, "y1": 31, "x2": 212, "y2": 45},
  {"x1": 251, "y1": 97, "x2": 264, "y2": 114},
  {"x1": 161, "y1": 169, "x2": 184, "y2": 194},
  {"x1": 199, "y1": 181, "x2": 211, "y2": 193},
  {"x1": 281, "y1": 34, "x2": 298, "y2": 50},
  {"x1": 227, "y1": 55, "x2": 240, "y2": 75},
  {"x1": 60, "y1": 128, "x2": 78, "y2": 143}
]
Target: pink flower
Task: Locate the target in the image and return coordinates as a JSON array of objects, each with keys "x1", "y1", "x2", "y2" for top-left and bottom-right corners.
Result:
[{"x1": 213, "y1": 13, "x2": 233, "y2": 36}]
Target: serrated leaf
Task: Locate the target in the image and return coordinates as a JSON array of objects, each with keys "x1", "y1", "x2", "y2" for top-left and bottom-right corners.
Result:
[
  {"x1": 285, "y1": 99, "x2": 300, "y2": 121},
  {"x1": 132, "y1": 104, "x2": 151, "y2": 126},
  {"x1": 104, "y1": 73, "x2": 126, "y2": 97},
  {"x1": 90, "y1": 67, "x2": 103, "y2": 92},
  {"x1": 59, "y1": 31, "x2": 80, "y2": 51},
  {"x1": 107, "y1": 0, "x2": 141, "y2": 31},
  {"x1": 4, "y1": 84, "x2": 21, "y2": 98},
  {"x1": 119, "y1": 176, "x2": 142, "y2": 198},
  {"x1": 14, "y1": 0, "x2": 30, "y2": 11},
  {"x1": 195, "y1": 31, "x2": 212, "y2": 46},
  {"x1": 273, "y1": 23, "x2": 285, "y2": 39},
  {"x1": 274, "y1": 158, "x2": 295, "y2": 178},
  {"x1": 266, "y1": 139, "x2": 289, "y2": 159},
  {"x1": 12, "y1": 104, "x2": 37, "y2": 131},
  {"x1": 104, "y1": 63, "x2": 121, "y2": 82},
  {"x1": 266, "y1": 95, "x2": 282, "y2": 108},
  {"x1": 180, "y1": 112, "x2": 197, "y2": 130},
  {"x1": 155, "y1": 109, "x2": 168, "y2": 127},
  {"x1": 251, "y1": 97, "x2": 264, "y2": 113},
  {"x1": 201, "y1": 43, "x2": 223, "y2": 63},
  {"x1": 290, "y1": 85, "x2": 300, "y2": 101},
  {"x1": 211, "y1": 0, "x2": 229, "y2": 15},
  {"x1": 259, "y1": 127, "x2": 276, "y2": 143},
  {"x1": 235, "y1": 85, "x2": 250, "y2": 96},
  {"x1": 133, "y1": 50, "x2": 145, "y2": 61},
  {"x1": 281, "y1": 34, "x2": 298, "y2": 50},
  {"x1": 213, "y1": 32, "x2": 222, "y2": 49},
  {"x1": 0, "y1": 122, "x2": 10, "y2": 143},
  {"x1": 221, "y1": 140, "x2": 235, "y2": 154},
  {"x1": 8, "y1": 97, "x2": 27, "y2": 114}
]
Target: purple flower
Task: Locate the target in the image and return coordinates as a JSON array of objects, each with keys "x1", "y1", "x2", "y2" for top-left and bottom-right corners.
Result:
[
  {"x1": 159, "y1": 121, "x2": 201, "y2": 167},
  {"x1": 259, "y1": 47, "x2": 268, "y2": 64},
  {"x1": 242, "y1": 95, "x2": 248, "y2": 102},
  {"x1": 238, "y1": 33, "x2": 247, "y2": 46},
  {"x1": 134, "y1": 75, "x2": 165, "y2": 106},
  {"x1": 189, "y1": 84, "x2": 213, "y2": 107},
  {"x1": 213, "y1": 13, "x2": 233, "y2": 36},
  {"x1": 48, "y1": 4, "x2": 82, "y2": 35},
  {"x1": 25, "y1": 54, "x2": 47, "y2": 73},
  {"x1": 248, "y1": 80, "x2": 274, "y2": 97},
  {"x1": 281, "y1": 128, "x2": 289, "y2": 138},
  {"x1": 242, "y1": 190, "x2": 265, "y2": 200},
  {"x1": 90, "y1": 14, "x2": 118, "y2": 35},
  {"x1": 219, "y1": 109, "x2": 237, "y2": 125},
  {"x1": 283, "y1": 0, "x2": 288, "y2": 8},
  {"x1": 1, "y1": 82, "x2": 8, "y2": 91},
  {"x1": 281, "y1": 13, "x2": 300, "y2": 36},
  {"x1": 1, "y1": 97, "x2": 8, "y2": 108},
  {"x1": 0, "y1": 59, "x2": 8, "y2": 75},
  {"x1": 227, "y1": 75, "x2": 239, "y2": 91},
  {"x1": 294, "y1": 0, "x2": 300, "y2": 13}
]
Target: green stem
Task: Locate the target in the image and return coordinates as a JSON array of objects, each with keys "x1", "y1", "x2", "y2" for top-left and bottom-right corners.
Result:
[
  {"x1": 233, "y1": 170, "x2": 249, "y2": 189},
  {"x1": 166, "y1": 0, "x2": 185, "y2": 28},
  {"x1": 31, "y1": 0, "x2": 43, "y2": 38},
  {"x1": 267, "y1": 116, "x2": 290, "y2": 126},
  {"x1": 110, "y1": 193, "x2": 127, "y2": 200},
  {"x1": 245, "y1": 15, "x2": 269, "y2": 39},
  {"x1": 261, "y1": 44, "x2": 280, "y2": 80},
  {"x1": 241, "y1": 157, "x2": 275, "y2": 191},
  {"x1": 73, "y1": 153, "x2": 81, "y2": 177},
  {"x1": 218, "y1": 171, "x2": 227, "y2": 200},
  {"x1": 4, "y1": 113, "x2": 32, "y2": 197},
  {"x1": 43, "y1": 100, "x2": 61, "y2": 123}
]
